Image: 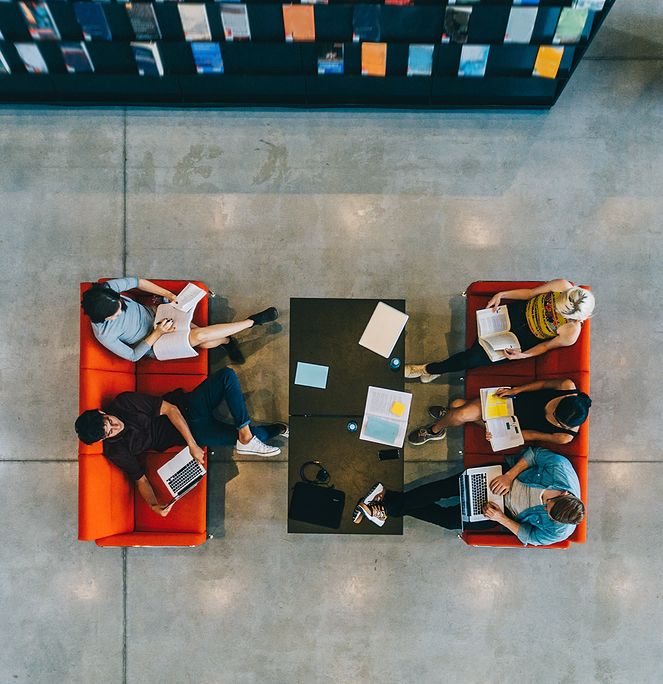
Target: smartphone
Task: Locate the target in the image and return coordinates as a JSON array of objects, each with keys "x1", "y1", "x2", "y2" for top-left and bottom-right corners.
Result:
[{"x1": 378, "y1": 448, "x2": 400, "y2": 461}]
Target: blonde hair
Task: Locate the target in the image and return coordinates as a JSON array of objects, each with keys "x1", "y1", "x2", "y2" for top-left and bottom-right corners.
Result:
[{"x1": 556, "y1": 287, "x2": 594, "y2": 321}]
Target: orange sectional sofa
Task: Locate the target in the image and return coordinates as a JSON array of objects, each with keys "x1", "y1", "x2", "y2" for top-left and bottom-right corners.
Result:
[
  {"x1": 461, "y1": 281, "x2": 590, "y2": 549},
  {"x1": 78, "y1": 279, "x2": 209, "y2": 547}
]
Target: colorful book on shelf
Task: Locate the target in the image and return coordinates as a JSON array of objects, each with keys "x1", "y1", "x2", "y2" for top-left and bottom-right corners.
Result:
[
  {"x1": 301, "y1": 0, "x2": 328, "y2": 4},
  {"x1": 317, "y1": 43, "x2": 343, "y2": 75},
  {"x1": 442, "y1": 6, "x2": 471, "y2": 44},
  {"x1": 573, "y1": 0, "x2": 605, "y2": 10},
  {"x1": 513, "y1": 0, "x2": 540, "y2": 5},
  {"x1": 458, "y1": 44, "x2": 489, "y2": 78},
  {"x1": 178, "y1": 4, "x2": 211, "y2": 42},
  {"x1": 282, "y1": 5, "x2": 315, "y2": 42},
  {"x1": 220, "y1": 4, "x2": 250, "y2": 41},
  {"x1": 0, "y1": 48, "x2": 11, "y2": 74},
  {"x1": 191, "y1": 42, "x2": 224, "y2": 74},
  {"x1": 61, "y1": 42, "x2": 94, "y2": 73},
  {"x1": 353, "y1": 5, "x2": 381, "y2": 43},
  {"x1": 127, "y1": 3, "x2": 162, "y2": 40},
  {"x1": 131, "y1": 41, "x2": 164, "y2": 76},
  {"x1": 19, "y1": 1, "x2": 60, "y2": 40},
  {"x1": 385, "y1": 0, "x2": 412, "y2": 5},
  {"x1": 533, "y1": 45, "x2": 563, "y2": 78},
  {"x1": 361, "y1": 42, "x2": 386, "y2": 77},
  {"x1": 15, "y1": 42, "x2": 48, "y2": 73},
  {"x1": 553, "y1": 7, "x2": 589, "y2": 44},
  {"x1": 74, "y1": 2, "x2": 112, "y2": 41},
  {"x1": 504, "y1": 7, "x2": 537, "y2": 44},
  {"x1": 407, "y1": 44, "x2": 433, "y2": 77}
]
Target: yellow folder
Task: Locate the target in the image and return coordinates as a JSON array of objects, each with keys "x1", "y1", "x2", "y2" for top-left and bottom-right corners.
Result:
[
  {"x1": 533, "y1": 46, "x2": 564, "y2": 79},
  {"x1": 282, "y1": 5, "x2": 315, "y2": 42}
]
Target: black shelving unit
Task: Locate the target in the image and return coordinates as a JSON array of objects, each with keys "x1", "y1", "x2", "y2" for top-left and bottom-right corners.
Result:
[{"x1": 0, "y1": 0, "x2": 616, "y2": 108}]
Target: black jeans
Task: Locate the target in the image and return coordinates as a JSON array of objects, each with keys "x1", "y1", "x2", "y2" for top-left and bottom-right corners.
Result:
[
  {"x1": 383, "y1": 474, "x2": 462, "y2": 529},
  {"x1": 425, "y1": 339, "x2": 498, "y2": 376}
]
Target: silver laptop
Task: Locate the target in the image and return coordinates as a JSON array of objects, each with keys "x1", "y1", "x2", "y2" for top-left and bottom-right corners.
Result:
[
  {"x1": 157, "y1": 447, "x2": 206, "y2": 505},
  {"x1": 459, "y1": 465, "x2": 505, "y2": 523}
]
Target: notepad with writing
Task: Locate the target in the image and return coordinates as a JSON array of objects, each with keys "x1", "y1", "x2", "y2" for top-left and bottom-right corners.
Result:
[{"x1": 358, "y1": 302, "x2": 408, "y2": 358}]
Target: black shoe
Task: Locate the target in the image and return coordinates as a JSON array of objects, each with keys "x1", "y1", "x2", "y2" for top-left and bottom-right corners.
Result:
[
  {"x1": 249, "y1": 307, "x2": 279, "y2": 325},
  {"x1": 222, "y1": 337, "x2": 245, "y2": 364}
]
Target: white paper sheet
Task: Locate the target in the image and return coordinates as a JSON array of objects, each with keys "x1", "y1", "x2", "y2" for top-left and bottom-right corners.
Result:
[{"x1": 358, "y1": 302, "x2": 408, "y2": 358}]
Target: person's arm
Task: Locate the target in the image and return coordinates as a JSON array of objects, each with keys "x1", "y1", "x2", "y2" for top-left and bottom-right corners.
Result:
[
  {"x1": 136, "y1": 475, "x2": 174, "y2": 516},
  {"x1": 521, "y1": 429, "x2": 575, "y2": 445},
  {"x1": 137, "y1": 278, "x2": 177, "y2": 302},
  {"x1": 495, "y1": 378, "x2": 576, "y2": 396},
  {"x1": 160, "y1": 400, "x2": 205, "y2": 465},
  {"x1": 489, "y1": 456, "x2": 531, "y2": 495},
  {"x1": 486, "y1": 279, "x2": 574, "y2": 309},
  {"x1": 483, "y1": 503, "x2": 522, "y2": 538},
  {"x1": 502, "y1": 321, "x2": 581, "y2": 361},
  {"x1": 93, "y1": 319, "x2": 174, "y2": 361}
]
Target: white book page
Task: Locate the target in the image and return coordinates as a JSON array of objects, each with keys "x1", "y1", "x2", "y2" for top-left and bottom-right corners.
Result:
[
  {"x1": 360, "y1": 386, "x2": 412, "y2": 448},
  {"x1": 173, "y1": 283, "x2": 206, "y2": 312},
  {"x1": 358, "y1": 302, "x2": 409, "y2": 358},
  {"x1": 484, "y1": 331, "x2": 520, "y2": 351},
  {"x1": 476, "y1": 305, "x2": 510, "y2": 337},
  {"x1": 486, "y1": 415, "x2": 524, "y2": 452},
  {"x1": 152, "y1": 303, "x2": 198, "y2": 360}
]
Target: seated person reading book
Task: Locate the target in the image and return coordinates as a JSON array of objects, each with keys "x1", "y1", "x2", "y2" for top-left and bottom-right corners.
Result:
[
  {"x1": 408, "y1": 378, "x2": 590, "y2": 446},
  {"x1": 75, "y1": 368, "x2": 287, "y2": 516},
  {"x1": 405, "y1": 280, "x2": 594, "y2": 383},
  {"x1": 353, "y1": 447, "x2": 584, "y2": 547},
  {"x1": 81, "y1": 277, "x2": 279, "y2": 363}
]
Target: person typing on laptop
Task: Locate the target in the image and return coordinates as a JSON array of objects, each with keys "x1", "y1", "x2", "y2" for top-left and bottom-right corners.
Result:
[
  {"x1": 75, "y1": 368, "x2": 287, "y2": 517},
  {"x1": 354, "y1": 447, "x2": 584, "y2": 546}
]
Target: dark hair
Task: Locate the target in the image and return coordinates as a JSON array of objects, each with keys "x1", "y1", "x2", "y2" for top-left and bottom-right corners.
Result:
[
  {"x1": 81, "y1": 283, "x2": 124, "y2": 323},
  {"x1": 75, "y1": 409, "x2": 105, "y2": 445},
  {"x1": 554, "y1": 392, "x2": 592, "y2": 428},
  {"x1": 549, "y1": 495, "x2": 585, "y2": 525}
]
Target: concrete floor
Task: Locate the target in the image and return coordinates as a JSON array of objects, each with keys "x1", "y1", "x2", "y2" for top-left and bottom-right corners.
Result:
[{"x1": 1, "y1": 2, "x2": 663, "y2": 682}]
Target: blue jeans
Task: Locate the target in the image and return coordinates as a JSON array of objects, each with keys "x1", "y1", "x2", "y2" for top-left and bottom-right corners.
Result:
[{"x1": 186, "y1": 369, "x2": 278, "y2": 446}]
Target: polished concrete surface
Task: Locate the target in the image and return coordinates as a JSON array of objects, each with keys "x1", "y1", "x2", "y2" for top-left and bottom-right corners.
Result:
[{"x1": 1, "y1": 3, "x2": 663, "y2": 681}]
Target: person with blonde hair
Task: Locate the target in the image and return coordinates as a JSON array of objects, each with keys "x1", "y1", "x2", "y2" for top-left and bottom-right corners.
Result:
[{"x1": 405, "y1": 279, "x2": 594, "y2": 384}]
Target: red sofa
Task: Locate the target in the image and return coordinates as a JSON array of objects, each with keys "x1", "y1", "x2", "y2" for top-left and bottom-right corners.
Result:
[
  {"x1": 461, "y1": 281, "x2": 590, "y2": 549},
  {"x1": 78, "y1": 279, "x2": 209, "y2": 547}
]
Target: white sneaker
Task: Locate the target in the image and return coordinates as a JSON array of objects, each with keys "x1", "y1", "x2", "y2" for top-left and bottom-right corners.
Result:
[
  {"x1": 235, "y1": 435, "x2": 281, "y2": 457},
  {"x1": 357, "y1": 502, "x2": 388, "y2": 527},
  {"x1": 352, "y1": 482, "x2": 385, "y2": 524},
  {"x1": 404, "y1": 363, "x2": 441, "y2": 384}
]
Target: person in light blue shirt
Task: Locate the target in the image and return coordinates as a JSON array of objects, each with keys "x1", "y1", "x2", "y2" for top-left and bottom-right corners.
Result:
[
  {"x1": 353, "y1": 447, "x2": 584, "y2": 547},
  {"x1": 81, "y1": 277, "x2": 278, "y2": 363}
]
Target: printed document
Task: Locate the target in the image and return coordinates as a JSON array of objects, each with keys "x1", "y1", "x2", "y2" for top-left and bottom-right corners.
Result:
[
  {"x1": 358, "y1": 302, "x2": 408, "y2": 358},
  {"x1": 152, "y1": 283, "x2": 206, "y2": 360},
  {"x1": 360, "y1": 386, "x2": 412, "y2": 448}
]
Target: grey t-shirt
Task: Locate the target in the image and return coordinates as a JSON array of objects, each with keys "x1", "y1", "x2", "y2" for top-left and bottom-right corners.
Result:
[
  {"x1": 91, "y1": 277, "x2": 155, "y2": 361},
  {"x1": 505, "y1": 478, "x2": 544, "y2": 517}
]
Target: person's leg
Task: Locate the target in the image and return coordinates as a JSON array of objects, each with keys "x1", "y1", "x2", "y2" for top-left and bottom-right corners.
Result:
[
  {"x1": 408, "y1": 397, "x2": 481, "y2": 444},
  {"x1": 407, "y1": 504, "x2": 461, "y2": 529},
  {"x1": 189, "y1": 321, "x2": 253, "y2": 349},
  {"x1": 383, "y1": 473, "x2": 460, "y2": 517},
  {"x1": 425, "y1": 339, "x2": 493, "y2": 375},
  {"x1": 187, "y1": 368, "x2": 251, "y2": 433}
]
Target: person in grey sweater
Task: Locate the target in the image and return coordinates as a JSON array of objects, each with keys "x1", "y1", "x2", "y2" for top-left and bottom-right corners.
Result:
[{"x1": 82, "y1": 277, "x2": 278, "y2": 363}]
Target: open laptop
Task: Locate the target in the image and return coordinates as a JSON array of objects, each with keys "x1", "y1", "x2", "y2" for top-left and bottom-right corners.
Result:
[
  {"x1": 459, "y1": 465, "x2": 504, "y2": 523},
  {"x1": 157, "y1": 447, "x2": 206, "y2": 505}
]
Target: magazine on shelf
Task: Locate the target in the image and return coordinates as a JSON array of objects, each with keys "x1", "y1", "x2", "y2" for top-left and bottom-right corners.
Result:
[
  {"x1": 127, "y1": 3, "x2": 162, "y2": 41},
  {"x1": 504, "y1": 7, "x2": 537, "y2": 44},
  {"x1": 15, "y1": 42, "x2": 48, "y2": 73},
  {"x1": 361, "y1": 42, "x2": 386, "y2": 77},
  {"x1": 221, "y1": 4, "x2": 251, "y2": 41},
  {"x1": 533, "y1": 45, "x2": 564, "y2": 78},
  {"x1": 301, "y1": 0, "x2": 328, "y2": 4},
  {"x1": 61, "y1": 42, "x2": 94, "y2": 73},
  {"x1": 513, "y1": 0, "x2": 540, "y2": 5},
  {"x1": 573, "y1": 0, "x2": 605, "y2": 9},
  {"x1": 0, "y1": 48, "x2": 10, "y2": 74},
  {"x1": 480, "y1": 388, "x2": 524, "y2": 452},
  {"x1": 191, "y1": 42, "x2": 224, "y2": 74},
  {"x1": 352, "y1": 5, "x2": 381, "y2": 43},
  {"x1": 131, "y1": 41, "x2": 164, "y2": 76},
  {"x1": 152, "y1": 283, "x2": 206, "y2": 361},
  {"x1": 407, "y1": 44, "x2": 434, "y2": 77},
  {"x1": 178, "y1": 4, "x2": 211, "y2": 42},
  {"x1": 19, "y1": 1, "x2": 60, "y2": 40},
  {"x1": 476, "y1": 306, "x2": 521, "y2": 362},
  {"x1": 74, "y1": 2, "x2": 112, "y2": 41},
  {"x1": 317, "y1": 43, "x2": 343, "y2": 75},
  {"x1": 458, "y1": 45, "x2": 489, "y2": 78},
  {"x1": 553, "y1": 7, "x2": 589, "y2": 44},
  {"x1": 282, "y1": 5, "x2": 315, "y2": 42},
  {"x1": 442, "y1": 6, "x2": 471, "y2": 44}
]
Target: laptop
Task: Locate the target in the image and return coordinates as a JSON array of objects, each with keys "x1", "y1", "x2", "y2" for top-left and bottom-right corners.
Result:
[
  {"x1": 459, "y1": 465, "x2": 504, "y2": 523},
  {"x1": 157, "y1": 447, "x2": 206, "y2": 505}
]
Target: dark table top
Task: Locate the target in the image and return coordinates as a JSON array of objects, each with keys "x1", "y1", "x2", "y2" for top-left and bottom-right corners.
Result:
[
  {"x1": 287, "y1": 416, "x2": 404, "y2": 535},
  {"x1": 289, "y1": 298, "x2": 406, "y2": 417}
]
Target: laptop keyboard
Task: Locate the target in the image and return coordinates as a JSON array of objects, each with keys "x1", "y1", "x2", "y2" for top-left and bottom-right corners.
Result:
[
  {"x1": 167, "y1": 459, "x2": 204, "y2": 493},
  {"x1": 470, "y1": 473, "x2": 488, "y2": 514}
]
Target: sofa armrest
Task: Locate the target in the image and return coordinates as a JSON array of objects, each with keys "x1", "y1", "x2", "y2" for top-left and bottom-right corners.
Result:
[{"x1": 95, "y1": 531, "x2": 207, "y2": 547}]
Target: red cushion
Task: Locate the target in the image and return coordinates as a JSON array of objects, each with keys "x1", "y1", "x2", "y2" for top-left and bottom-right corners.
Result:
[
  {"x1": 536, "y1": 317, "x2": 591, "y2": 375},
  {"x1": 136, "y1": 373, "x2": 206, "y2": 396},
  {"x1": 96, "y1": 532, "x2": 207, "y2": 547}
]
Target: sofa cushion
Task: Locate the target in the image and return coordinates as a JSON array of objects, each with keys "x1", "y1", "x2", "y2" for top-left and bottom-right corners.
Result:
[
  {"x1": 136, "y1": 373, "x2": 206, "y2": 397},
  {"x1": 535, "y1": 317, "x2": 591, "y2": 375}
]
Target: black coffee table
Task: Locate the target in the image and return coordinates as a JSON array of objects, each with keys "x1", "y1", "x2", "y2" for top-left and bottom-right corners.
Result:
[{"x1": 288, "y1": 298, "x2": 406, "y2": 535}]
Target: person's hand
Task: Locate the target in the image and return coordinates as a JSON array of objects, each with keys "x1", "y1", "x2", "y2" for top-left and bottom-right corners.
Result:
[
  {"x1": 190, "y1": 444, "x2": 205, "y2": 466},
  {"x1": 153, "y1": 502, "x2": 174, "y2": 517},
  {"x1": 164, "y1": 291, "x2": 177, "y2": 303},
  {"x1": 487, "y1": 292, "x2": 503, "y2": 310},
  {"x1": 490, "y1": 474, "x2": 513, "y2": 496},
  {"x1": 494, "y1": 387, "x2": 515, "y2": 398},
  {"x1": 155, "y1": 318, "x2": 176, "y2": 335},
  {"x1": 503, "y1": 347, "x2": 528, "y2": 360},
  {"x1": 485, "y1": 430, "x2": 493, "y2": 442},
  {"x1": 483, "y1": 502, "x2": 504, "y2": 521}
]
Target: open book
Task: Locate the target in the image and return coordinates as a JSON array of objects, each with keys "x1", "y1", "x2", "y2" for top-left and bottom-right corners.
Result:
[
  {"x1": 360, "y1": 386, "x2": 412, "y2": 448},
  {"x1": 480, "y1": 387, "x2": 524, "y2": 452},
  {"x1": 476, "y1": 306, "x2": 521, "y2": 362},
  {"x1": 152, "y1": 283, "x2": 206, "y2": 360}
]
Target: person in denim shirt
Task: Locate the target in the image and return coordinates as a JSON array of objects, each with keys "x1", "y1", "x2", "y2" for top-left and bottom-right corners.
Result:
[{"x1": 354, "y1": 447, "x2": 584, "y2": 547}]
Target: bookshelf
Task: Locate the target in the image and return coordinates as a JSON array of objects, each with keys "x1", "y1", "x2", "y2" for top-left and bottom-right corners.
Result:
[{"x1": 0, "y1": 1, "x2": 616, "y2": 108}]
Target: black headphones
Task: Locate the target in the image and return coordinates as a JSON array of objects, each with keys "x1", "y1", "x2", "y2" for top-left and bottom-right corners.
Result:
[{"x1": 299, "y1": 461, "x2": 331, "y2": 486}]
